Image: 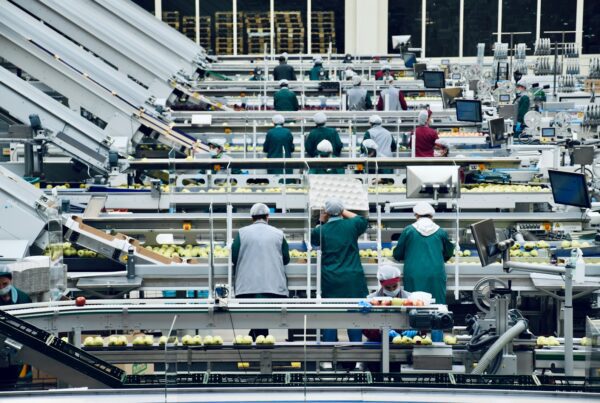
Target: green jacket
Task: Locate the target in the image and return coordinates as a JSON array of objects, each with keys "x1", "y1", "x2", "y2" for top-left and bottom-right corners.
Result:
[
  {"x1": 392, "y1": 224, "x2": 454, "y2": 304},
  {"x1": 311, "y1": 216, "x2": 369, "y2": 298},
  {"x1": 0, "y1": 286, "x2": 32, "y2": 306},
  {"x1": 263, "y1": 126, "x2": 295, "y2": 174},
  {"x1": 516, "y1": 94, "x2": 530, "y2": 124},
  {"x1": 304, "y1": 126, "x2": 343, "y2": 157},
  {"x1": 274, "y1": 88, "x2": 299, "y2": 111},
  {"x1": 309, "y1": 66, "x2": 327, "y2": 81}
]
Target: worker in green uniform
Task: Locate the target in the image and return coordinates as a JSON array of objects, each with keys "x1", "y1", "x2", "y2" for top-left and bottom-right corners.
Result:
[
  {"x1": 514, "y1": 81, "x2": 531, "y2": 126},
  {"x1": 304, "y1": 112, "x2": 343, "y2": 157},
  {"x1": 263, "y1": 114, "x2": 295, "y2": 174},
  {"x1": 392, "y1": 201, "x2": 454, "y2": 304},
  {"x1": 207, "y1": 138, "x2": 241, "y2": 174},
  {"x1": 311, "y1": 198, "x2": 368, "y2": 342},
  {"x1": 309, "y1": 57, "x2": 328, "y2": 81},
  {"x1": 0, "y1": 270, "x2": 32, "y2": 385},
  {"x1": 249, "y1": 67, "x2": 264, "y2": 81},
  {"x1": 308, "y1": 140, "x2": 344, "y2": 174},
  {"x1": 273, "y1": 79, "x2": 299, "y2": 112}
]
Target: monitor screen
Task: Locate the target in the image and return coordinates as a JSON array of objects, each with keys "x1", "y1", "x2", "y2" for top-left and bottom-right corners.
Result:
[
  {"x1": 548, "y1": 170, "x2": 591, "y2": 208},
  {"x1": 499, "y1": 94, "x2": 511, "y2": 102},
  {"x1": 422, "y1": 71, "x2": 446, "y2": 89},
  {"x1": 541, "y1": 127, "x2": 555, "y2": 137},
  {"x1": 451, "y1": 73, "x2": 461, "y2": 80},
  {"x1": 414, "y1": 63, "x2": 427, "y2": 79},
  {"x1": 456, "y1": 99, "x2": 482, "y2": 122},
  {"x1": 488, "y1": 117, "x2": 506, "y2": 146},
  {"x1": 471, "y1": 219, "x2": 502, "y2": 267}
]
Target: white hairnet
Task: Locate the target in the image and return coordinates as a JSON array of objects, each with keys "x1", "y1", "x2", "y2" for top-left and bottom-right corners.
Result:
[
  {"x1": 314, "y1": 56, "x2": 323, "y2": 64},
  {"x1": 376, "y1": 264, "x2": 401, "y2": 282},
  {"x1": 417, "y1": 110, "x2": 430, "y2": 126},
  {"x1": 279, "y1": 79, "x2": 289, "y2": 87},
  {"x1": 352, "y1": 75, "x2": 362, "y2": 86},
  {"x1": 413, "y1": 201, "x2": 435, "y2": 216},
  {"x1": 316, "y1": 139, "x2": 333, "y2": 153},
  {"x1": 384, "y1": 76, "x2": 394, "y2": 85},
  {"x1": 362, "y1": 139, "x2": 378, "y2": 150},
  {"x1": 313, "y1": 111, "x2": 327, "y2": 125},
  {"x1": 250, "y1": 203, "x2": 270, "y2": 217},
  {"x1": 208, "y1": 138, "x2": 226, "y2": 148},
  {"x1": 345, "y1": 70, "x2": 355, "y2": 79},
  {"x1": 272, "y1": 114, "x2": 285, "y2": 125},
  {"x1": 369, "y1": 114, "x2": 382, "y2": 125},
  {"x1": 516, "y1": 80, "x2": 528, "y2": 89},
  {"x1": 324, "y1": 198, "x2": 344, "y2": 216}
]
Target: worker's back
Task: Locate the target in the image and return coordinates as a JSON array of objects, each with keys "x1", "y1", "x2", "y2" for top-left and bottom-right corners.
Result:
[
  {"x1": 347, "y1": 87, "x2": 369, "y2": 111},
  {"x1": 264, "y1": 126, "x2": 294, "y2": 158},
  {"x1": 235, "y1": 222, "x2": 288, "y2": 296},
  {"x1": 273, "y1": 63, "x2": 296, "y2": 81},
  {"x1": 381, "y1": 86, "x2": 402, "y2": 110},
  {"x1": 366, "y1": 125, "x2": 394, "y2": 157},
  {"x1": 274, "y1": 88, "x2": 299, "y2": 111},
  {"x1": 413, "y1": 126, "x2": 438, "y2": 157},
  {"x1": 305, "y1": 126, "x2": 343, "y2": 157}
]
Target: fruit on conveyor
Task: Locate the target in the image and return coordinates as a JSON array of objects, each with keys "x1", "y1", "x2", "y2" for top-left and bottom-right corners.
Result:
[
  {"x1": 462, "y1": 184, "x2": 548, "y2": 193},
  {"x1": 234, "y1": 335, "x2": 253, "y2": 345},
  {"x1": 420, "y1": 336, "x2": 433, "y2": 345},
  {"x1": 581, "y1": 337, "x2": 591, "y2": 346},
  {"x1": 444, "y1": 335, "x2": 458, "y2": 345},
  {"x1": 392, "y1": 335, "x2": 402, "y2": 344}
]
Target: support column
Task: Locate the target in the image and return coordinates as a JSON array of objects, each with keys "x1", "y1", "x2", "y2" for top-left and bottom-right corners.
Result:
[
  {"x1": 270, "y1": 0, "x2": 275, "y2": 55},
  {"x1": 576, "y1": 0, "x2": 584, "y2": 53},
  {"x1": 195, "y1": 0, "x2": 200, "y2": 46},
  {"x1": 345, "y1": 0, "x2": 388, "y2": 55},
  {"x1": 307, "y1": 0, "x2": 312, "y2": 54},
  {"x1": 421, "y1": 0, "x2": 426, "y2": 57},
  {"x1": 233, "y1": 0, "x2": 238, "y2": 56},
  {"x1": 154, "y1": 0, "x2": 162, "y2": 19},
  {"x1": 497, "y1": 0, "x2": 502, "y2": 42},
  {"x1": 536, "y1": 0, "x2": 541, "y2": 41},
  {"x1": 459, "y1": 0, "x2": 464, "y2": 57}
]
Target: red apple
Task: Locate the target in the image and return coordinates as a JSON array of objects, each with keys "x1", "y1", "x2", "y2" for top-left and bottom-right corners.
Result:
[
  {"x1": 75, "y1": 296, "x2": 86, "y2": 307},
  {"x1": 382, "y1": 300, "x2": 392, "y2": 306},
  {"x1": 414, "y1": 300, "x2": 425, "y2": 307},
  {"x1": 404, "y1": 300, "x2": 414, "y2": 306},
  {"x1": 371, "y1": 299, "x2": 381, "y2": 306}
]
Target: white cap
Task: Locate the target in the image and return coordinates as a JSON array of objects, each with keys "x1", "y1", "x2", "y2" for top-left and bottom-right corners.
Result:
[
  {"x1": 324, "y1": 198, "x2": 344, "y2": 216},
  {"x1": 314, "y1": 56, "x2": 323, "y2": 64},
  {"x1": 345, "y1": 70, "x2": 355, "y2": 79},
  {"x1": 208, "y1": 138, "x2": 226, "y2": 148},
  {"x1": 384, "y1": 76, "x2": 394, "y2": 85},
  {"x1": 316, "y1": 139, "x2": 333, "y2": 153},
  {"x1": 362, "y1": 139, "x2": 378, "y2": 150},
  {"x1": 413, "y1": 201, "x2": 435, "y2": 216},
  {"x1": 313, "y1": 111, "x2": 327, "y2": 125},
  {"x1": 417, "y1": 110, "x2": 429, "y2": 126},
  {"x1": 376, "y1": 264, "x2": 401, "y2": 282},
  {"x1": 272, "y1": 114, "x2": 285, "y2": 125},
  {"x1": 250, "y1": 203, "x2": 270, "y2": 217},
  {"x1": 383, "y1": 64, "x2": 391, "y2": 71},
  {"x1": 516, "y1": 80, "x2": 528, "y2": 89},
  {"x1": 352, "y1": 75, "x2": 362, "y2": 86},
  {"x1": 369, "y1": 115, "x2": 382, "y2": 125},
  {"x1": 279, "y1": 79, "x2": 289, "y2": 87}
]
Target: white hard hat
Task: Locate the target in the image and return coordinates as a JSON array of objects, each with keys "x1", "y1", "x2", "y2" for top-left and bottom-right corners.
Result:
[
  {"x1": 279, "y1": 79, "x2": 289, "y2": 87},
  {"x1": 362, "y1": 139, "x2": 378, "y2": 150},
  {"x1": 413, "y1": 201, "x2": 435, "y2": 216},
  {"x1": 272, "y1": 114, "x2": 285, "y2": 125},
  {"x1": 316, "y1": 139, "x2": 333, "y2": 153},
  {"x1": 417, "y1": 110, "x2": 429, "y2": 126},
  {"x1": 313, "y1": 111, "x2": 327, "y2": 125},
  {"x1": 369, "y1": 115, "x2": 382, "y2": 125},
  {"x1": 352, "y1": 75, "x2": 362, "y2": 86},
  {"x1": 208, "y1": 138, "x2": 226, "y2": 148},
  {"x1": 376, "y1": 264, "x2": 401, "y2": 282},
  {"x1": 250, "y1": 203, "x2": 270, "y2": 217},
  {"x1": 324, "y1": 198, "x2": 344, "y2": 216}
]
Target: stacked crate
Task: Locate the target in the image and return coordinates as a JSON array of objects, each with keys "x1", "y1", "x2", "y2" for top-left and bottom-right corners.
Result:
[
  {"x1": 275, "y1": 12, "x2": 304, "y2": 54},
  {"x1": 245, "y1": 13, "x2": 271, "y2": 54},
  {"x1": 162, "y1": 11, "x2": 180, "y2": 31},
  {"x1": 311, "y1": 11, "x2": 336, "y2": 54},
  {"x1": 182, "y1": 16, "x2": 212, "y2": 52},
  {"x1": 215, "y1": 12, "x2": 243, "y2": 55}
]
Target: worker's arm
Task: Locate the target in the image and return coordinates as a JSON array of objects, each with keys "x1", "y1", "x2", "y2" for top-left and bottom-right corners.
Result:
[
  {"x1": 391, "y1": 135, "x2": 397, "y2": 152},
  {"x1": 310, "y1": 226, "x2": 321, "y2": 246},
  {"x1": 363, "y1": 130, "x2": 371, "y2": 143},
  {"x1": 399, "y1": 91, "x2": 408, "y2": 111},
  {"x1": 231, "y1": 233, "x2": 241, "y2": 271},
  {"x1": 333, "y1": 130, "x2": 344, "y2": 156},
  {"x1": 518, "y1": 96, "x2": 530, "y2": 123},
  {"x1": 366, "y1": 93, "x2": 373, "y2": 110},
  {"x1": 282, "y1": 237, "x2": 290, "y2": 265},
  {"x1": 273, "y1": 93, "x2": 279, "y2": 111},
  {"x1": 304, "y1": 134, "x2": 315, "y2": 157},
  {"x1": 392, "y1": 230, "x2": 408, "y2": 261},
  {"x1": 348, "y1": 214, "x2": 368, "y2": 236},
  {"x1": 288, "y1": 132, "x2": 295, "y2": 154},
  {"x1": 291, "y1": 67, "x2": 297, "y2": 81},
  {"x1": 293, "y1": 93, "x2": 299, "y2": 111},
  {"x1": 263, "y1": 132, "x2": 270, "y2": 154},
  {"x1": 442, "y1": 232, "x2": 455, "y2": 262},
  {"x1": 376, "y1": 95, "x2": 384, "y2": 111}
]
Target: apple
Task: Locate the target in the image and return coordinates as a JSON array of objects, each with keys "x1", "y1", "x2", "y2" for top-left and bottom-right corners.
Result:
[
  {"x1": 118, "y1": 335, "x2": 128, "y2": 346},
  {"x1": 243, "y1": 335, "x2": 253, "y2": 345},
  {"x1": 192, "y1": 335, "x2": 203, "y2": 345},
  {"x1": 144, "y1": 335, "x2": 154, "y2": 345},
  {"x1": 213, "y1": 336, "x2": 223, "y2": 345},
  {"x1": 371, "y1": 299, "x2": 381, "y2": 306},
  {"x1": 265, "y1": 335, "x2": 276, "y2": 345},
  {"x1": 413, "y1": 336, "x2": 423, "y2": 344},
  {"x1": 381, "y1": 299, "x2": 392, "y2": 306},
  {"x1": 392, "y1": 335, "x2": 402, "y2": 344},
  {"x1": 581, "y1": 337, "x2": 591, "y2": 346},
  {"x1": 203, "y1": 335, "x2": 214, "y2": 345},
  {"x1": 158, "y1": 336, "x2": 168, "y2": 345},
  {"x1": 93, "y1": 336, "x2": 104, "y2": 346},
  {"x1": 400, "y1": 336, "x2": 413, "y2": 345},
  {"x1": 414, "y1": 300, "x2": 425, "y2": 307},
  {"x1": 83, "y1": 336, "x2": 95, "y2": 346},
  {"x1": 182, "y1": 335, "x2": 193, "y2": 345},
  {"x1": 255, "y1": 335, "x2": 266, "y2": 344},
  {"x1": 443, "y1": 335, "x2": 457, "y2": 345},
  {"x1": 536, "y1": 336, "x2": 547, "y2": 346},
  {"x1": 391, "y1": 298, "x2": 404, "y2": 306},
  {"x1": 108, "y1": 336, "x2": 119, "y2": 346},
  {"x1": 75, "y1": 296, "x2": 86, "y2": 307},
  {"x1": 421, "y1": 336, "x2": 433, "y2": 345},
  {"x1": 403, "y1": 300, "x2": 414, "y2": 306},
  {"x1": 561, "y1": 240, "x2": 571, "y2": 249},
  {"x1": 234, "y1": 335, "x2": 245, "y2": 345},
  {"x1": 132, "y1": 336, "x2": 145, "y2": 345}
]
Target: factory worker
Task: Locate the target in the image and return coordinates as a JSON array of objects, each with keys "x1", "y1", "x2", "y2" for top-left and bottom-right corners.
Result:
[
  {"x1": 310, "y1": 140, "x2": 344, "y2": 174},
  {"x1": 263, "y1": 114, "x2": 295, "y2": 175},
  {"x1": 311, "y1": 198, "x2": 368, "y2": 343},
  {"x1": 514, "y1": 81, "x2": 531, "y2": 125},
  {"x1": 273, "y1": 79, "x2": 299, "y2": 112},
  {"x1": 0, "y1": 270, "x2": 31, "y2": 306},
  {"x1": 273, "y1": 54, "x2": 297, "y2": 81},
  {"x1": 375, "y1": 64, "x2": 392, "y2": 81},
  {"x1": 309, "y1": 57, "x2": 328, "y2": 81},
  {"x1": 363, "y1": 115, "x2": 396, "y2": 157},
  {"x1": 361, "y1": 139, "x2": 378, "y2": 158},
  {"x1": 343, "y1": 67, "x2": 355, "y2": 81},
  {"x1": 346, "y1": 75, "x2": 373, "y2": 111},
  {"x1": 413, "y1": 110, "x2": 448, "y2": 157},
  {"x1": 392, "y1": 202, "x2": 454, "y2": 305},
  {"x1": 376, "y1": 77, "x2": 408, "y2": 111},
  {"x1": 232, "y1": 203, "x2": 290, "y2": 339},
  {"x1": 249, "y1": 66, "x2": 264, "y2": 81},
  {"x1": 304, "y1": 112, "x2": 343, "y2": 158},
  {"x1": 207, "y1": 138, "x2": 230, "y2": 160}
]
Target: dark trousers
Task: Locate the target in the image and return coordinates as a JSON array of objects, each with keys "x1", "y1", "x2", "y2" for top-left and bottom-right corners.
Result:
[{"x1": 236, "y1": 293, "x2": 287, "y2": 339}]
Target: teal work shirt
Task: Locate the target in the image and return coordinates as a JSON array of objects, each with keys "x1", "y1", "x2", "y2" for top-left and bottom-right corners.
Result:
[
  {"x1": 309, "y1": 66, "x2": 327, "y2": 81},
  {"x1": 0, "y1": 286, "x2": 32, "y2": 306},
  {"x1": 516, "y1": 94, "x2": 530, "y2": 124},
  {"x1": 263, "y1": 125, "x2": 295, "y2": 174},
  {"x1": 304, "y1": 126, "x2": 343, "y2": 157},
  {"x1": 392, "y1": 225, "x2": 454, "y2": 304},
  {"x1": 311, "y1": 216, "x2": 369, "y2": 298},
  {"x1": 274, "y1": 88, "x2": 299, "y2": 111}
]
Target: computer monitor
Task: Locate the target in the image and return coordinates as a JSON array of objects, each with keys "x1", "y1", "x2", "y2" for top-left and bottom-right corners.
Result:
[
  {"x1": 441, "y1": 88, "x2": 464, "y2": 109},
  {"x1": 572, "y1": 147, "x2": 595, "y2": 166},
  {"x1": 498, "y1": 104, "x2": 518, "y2": 122},
  {"x1": 499, "y1": 94, "x2": 511, "y2": 103},
  {"x1": 422, "y1": 71, "x2": 446, "y2": 89},
  {"x1": 456, "y1": 99, "x2": 482, "y2": 122},
  {"x1": 548, "y1": 170, "x2": 591, "y2": 209},
  {"x1": 541, "y1": 127, "x2": 555, "y2": 137},
  {"x1": 414, "y1": 63, "x2": 427, "y2": 79},
  {"x1": 471, "y1": 219, "x2": 502, "y2": 267},
  {"x1": 488, "y1": 117, "x2": 506, "y2": 147},
  {"x1": 406, "y1": 165, "x2": 460, "y2": 199}
]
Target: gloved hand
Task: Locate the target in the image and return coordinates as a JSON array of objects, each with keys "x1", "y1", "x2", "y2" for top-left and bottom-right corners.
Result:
[
  {"x1": 388, "y1": 330, "x2": 400, "y2": 339},
  {"x1": 358, "y1": 300, "x2": 372, "y2": 313},
  {"x1": 401, "y1": 330, "x2": 418, "y2": 338}
]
